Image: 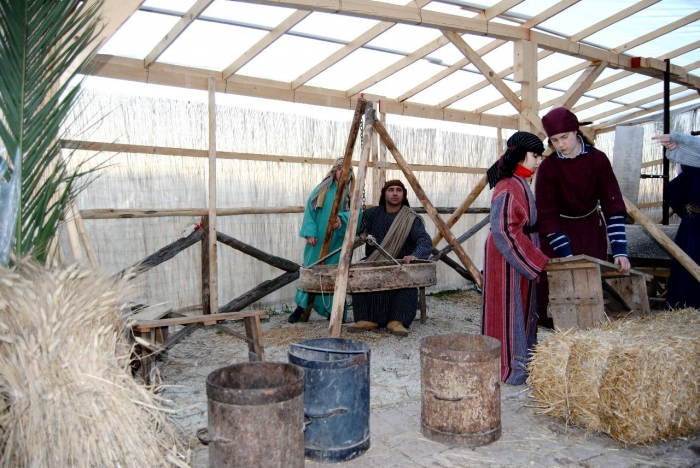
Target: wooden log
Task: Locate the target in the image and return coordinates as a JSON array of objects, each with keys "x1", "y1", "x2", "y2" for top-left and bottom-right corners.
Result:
[
  {"x1": 201, "y1": 216, "x2": 211, "y2": 315},
  {"x1": 114, "y1": 228, "x2": 204, "y2": 280},
  {"x1": 329, "y1": 103, "x2": 374, "y2": 337},
  {"x1": 80, "y1": 206, "x2": 489, "y2": 219},
  {"x1": 430, "y1": 215, "x2": 490, "y2": 261},
  {"x1": 624, "y1": 196, "x2": 700, "y2": 284},
  {"x1": 207, "y1": 77, "x2": 219, "y2": 318},
  {"x1": 432, "y1": 174, "x2": 489, "y2": 247},
  {"x1": 374, "y1": 119, "x2": 483, "y2": 288},
  {"x1": 433, "y1": 250, "x2": 475, "y2": 282},
  {"x1": 219, "y1": 270, "x2": 300, "y2": 313},
  {"x1": 216, "y1": 231, "x2": 299, "y2": 272}
]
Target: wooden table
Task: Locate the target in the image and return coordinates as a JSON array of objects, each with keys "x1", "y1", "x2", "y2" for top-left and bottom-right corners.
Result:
[{"x1": 545, "y1": 255, "x2": 652, "y2": 331}]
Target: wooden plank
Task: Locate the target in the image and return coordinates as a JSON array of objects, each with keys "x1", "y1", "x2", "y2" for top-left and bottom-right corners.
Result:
[
  {"x1": 223, "y1": 10, "x2": 310, "y2": 79},
  {"x1": 134, "y1": 310, "x2": 268, "y2": 331},
  {"x1": 207, "y1": 78, "x2": 218, "y2": 318},
  {"x1": 243, "y1": 316, "x2": 266, "y2": 361},
  {"x1": 548, "y1": 291, "x2": 599, "y2": 306},
  {"x1": 144, "y1": 0, "x2": 213, "y2": 68},
  {"x1": 328, "y1": 103, "x2": 374, "y2": 337},
  {"x1": 128, "y1": 304, "x2": 173, "y2": 322},
  {"x1": 432, "y1": 174, "x2": 488, "y2": 247},
  {"x1": 216, "y1": 231, "x2": 299, "y2": 272},
  {"x1": 549, "y1": 61, "x2": 608, "y2": 110},
  {"x1": 547, "y1": 269, "x2": 577, "y2": 329},
  {"x1": 374, "y1": 119, "x2": 483, "y2": 288},
  {"x1": 568, "y1": 0, "x2": 659, "y2": 43}
]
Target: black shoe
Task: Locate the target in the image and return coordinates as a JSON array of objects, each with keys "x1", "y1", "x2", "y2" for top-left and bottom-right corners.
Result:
[{"x1": 288, "y1": 306, "x2": 304, "y2": 323}]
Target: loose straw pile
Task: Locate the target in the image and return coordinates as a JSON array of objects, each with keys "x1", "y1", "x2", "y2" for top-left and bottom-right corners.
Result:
[
  {"x1": 528, "y1": 309, "x2": 700, "y2": 445},
  {"x1": 0, "y1": 261, "x2": 187, "y2": 467}
]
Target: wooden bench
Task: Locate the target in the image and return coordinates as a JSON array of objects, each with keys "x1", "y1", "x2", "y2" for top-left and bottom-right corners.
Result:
[
  {"x1": 545, "y1": 255, "x2": 653, "y2": 331},
  {"x1": 130, "y1": 308, "x2": 268, "y2": 384}
]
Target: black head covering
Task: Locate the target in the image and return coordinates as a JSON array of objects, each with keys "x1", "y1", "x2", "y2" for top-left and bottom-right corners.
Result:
[
  {"x1": 486, "y1": 131, "x2": 544, "y2": 189},
  {"x1": 379, "y1": 179, "x2": 410, "y2": 207}
]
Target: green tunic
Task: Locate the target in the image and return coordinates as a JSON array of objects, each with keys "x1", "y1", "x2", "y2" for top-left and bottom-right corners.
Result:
[{"x1": 295, "y1": 181, "x2": 352, "y2": 318}]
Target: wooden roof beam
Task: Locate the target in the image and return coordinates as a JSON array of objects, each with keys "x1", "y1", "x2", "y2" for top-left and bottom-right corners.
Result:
[
  {"x1": 233, "y1": 0, "x2": 699, "y2": 89},
  {"x1": 568, "y1": 0, "x2": 659, "y2": 43},
  {"x1": 443, "y1": 30, "x2": 544, "y2": 133},
  {"x1": 87, "y1": 54, "x2": 522, "y2": 129},
  {"x1": 143, "y1": 0, "x2": 213, "y2": 68},
  {"x1": 222, "y1": 10, "x2": 310, "y2": 79},
  {"x1": 594, "y1": 93, "x2": 700, "y2": 132},
  {"x1": 547, "y1": 60, "x2": 608, "y2": 109}
]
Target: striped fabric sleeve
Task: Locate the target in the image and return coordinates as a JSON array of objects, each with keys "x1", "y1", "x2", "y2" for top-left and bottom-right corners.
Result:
[
  {"x1": 606, "y1": 213, "x2": 628, "y2": 258},
  {"x1": 546, "y1": 232, "x2": 573, "y2": 258}
]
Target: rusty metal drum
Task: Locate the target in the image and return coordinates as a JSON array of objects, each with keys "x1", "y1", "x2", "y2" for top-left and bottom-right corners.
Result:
[
  {"x1": 198, "y1": 362, "x2": 305, "y2": 468},
  {"x1": 420, "y1": 334, "x2": 501, "y2": 447}
]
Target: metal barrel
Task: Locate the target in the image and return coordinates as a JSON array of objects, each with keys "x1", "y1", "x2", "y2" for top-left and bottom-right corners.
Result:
[
  {"x1": 202, "y1": 362, "x2": 305, "y2": 468},
  {"x1": 420, "y1": 334, "x2": 502, "y2": 447},
  {"x1": 288, "y1": 338, "x2": 371, "y2": 462}
]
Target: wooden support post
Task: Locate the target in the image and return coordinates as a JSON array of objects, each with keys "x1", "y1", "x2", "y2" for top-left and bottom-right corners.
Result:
[
  {"x1": 243, "y1": 315, "x2": 265, "y2": 361},
  {"x1": 207, "y1": 77, "x2": 218, "y2": 318},
  {"x1": 624, "y1": 196, "x2": 700, "y2": 284},
  {"x1": 496, "y1": 127, "x2": 504, "y2": 157},
  {"x1": 329, "y1": 102, "x2": 374, "y2": 337},
  {"x1": 374, "y1": 119, "x2": 483, "y2": 288},
  {"x1": 419, "y1": 287, "x2": 426, "y2": 324},
  {"x1": 431, "y1": 174, "x2": 488, "y2": 248},
  {"x1": 374, "y1": 102, "x2": 387, "y2": 204},
  {"x1": 514, "y1": 39, "x2": 538, "y2": 133}
]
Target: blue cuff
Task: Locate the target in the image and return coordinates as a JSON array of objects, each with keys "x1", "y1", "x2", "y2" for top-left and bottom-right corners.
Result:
[
  {"x1": 546, "y1": 232, "x2": 573, "y2": 258},
  {"x1": 607, "y1": 214, "x2": 628, "y2": 258}
]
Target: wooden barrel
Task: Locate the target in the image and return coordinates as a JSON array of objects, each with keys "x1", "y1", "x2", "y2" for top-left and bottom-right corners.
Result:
[
  {"x1": 298, "y1": 260, "x2": 436, "y2": 293},
  {"x1": 420, "y1": 334, "x2": 501, "y2": 447}
]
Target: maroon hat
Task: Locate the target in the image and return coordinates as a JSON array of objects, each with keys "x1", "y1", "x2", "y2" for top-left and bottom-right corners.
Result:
[{"x1": 542, "y1": 107, "x2": 580, "y2": 137}]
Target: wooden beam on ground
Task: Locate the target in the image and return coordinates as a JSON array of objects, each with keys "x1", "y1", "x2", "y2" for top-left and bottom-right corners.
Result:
[
  {"x1": 219, "y1": 270, "x2": 300, "y2": 312},
  {"x1": 432, "y1": 174, "x2": 488, "y2": 248},
  {"x1": 624, "y1": 196, "x2": 700, "y2": 285},
  {"x1": 115, "y1": 228, "x2": 204, "y2": 280},
  {"x1": 550, "y1": 61, "x2": 608, "y2": 110},
  {"x1": 223, "y1": 10, "x2": 310, "y2": 79},
  {"x1": 374, "y1": 119, "x2": 483, "y2": 288},
  {"x1": 207, "y1": 78, "x2": 218, "y2": 316},
  {"x1": 217, "y1": 232, "x2": 299, "y2": 272},
  {"x1": 329, "y1": 102, "x2": 374, "y2": 337},
  {"x1": 144, "y1": 0, "x2": 213, "y2": 68},
  {"x1": 133, "y1": 310, "x2": 268, "y2": 331}
]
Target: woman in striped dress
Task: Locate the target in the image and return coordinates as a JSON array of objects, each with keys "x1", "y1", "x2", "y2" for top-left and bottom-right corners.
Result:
[{"x1": 482, "y1": 132, "x2": 549, "y2": 385}]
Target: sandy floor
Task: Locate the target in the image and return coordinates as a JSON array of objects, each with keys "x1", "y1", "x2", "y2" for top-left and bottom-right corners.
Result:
[{"x1": 154, "y1": 289, "x2": 700, "y2": 467}]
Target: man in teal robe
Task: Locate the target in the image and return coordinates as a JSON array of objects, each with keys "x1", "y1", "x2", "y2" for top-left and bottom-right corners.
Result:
[{"x1": 289, "y1": 158, "x2": 355, "y2": 322}]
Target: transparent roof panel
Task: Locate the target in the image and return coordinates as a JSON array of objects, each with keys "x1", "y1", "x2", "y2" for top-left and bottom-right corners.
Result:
[
  {"x1": 588, "y1": 74, "x2": 655, "y2": 98},
  {"x1": 424, "y1": 35, "x2": 503, "y2": 68},
  {"x1": 615, "y1": 82, "x2": 670, "y2": 104},
  {"x1": 99, "y1": 12, "x2": 179, "y2": 59},
  {"x1": 158, "y1": 21, "x2": 267, "y2": 70},
  {"x1": 534, "y1": 0, "x2": 640, "y2": 39},
  {"x1": 538, "y1": 87, "x2": 563, "y2": 103},
  {"x1": 537, "y1": 53, "x2": 587, "y2": 82},
  {"x1": 626, "y1": 21, "x2": 700, "y2": 58},
  {"x1": 673, "y1": 50, "x2": 700, "y2": 68},
  {"x1": 201, "y1": 1, "x2": 297, "y2": 29},
  {"x1": 507, "y1": 0, "x2": 560, "y2": 19},
  {"x1": 238, "y1": 35, "x2": 344, "y2": 82},
  {"x1": 290, "y1": 12, "x2": 380, "y2": 43},
  {"x1": 366, "y1": 24, "x2": 443, "y2": 55},
  {"x1": 363, "y1": 61, "x2": 446, "y2": 99},
  {"x1": 546, "y1": 70, "x2": 585, "y2": 93},
  {"x1": 305, "y1": 48, "x2": 403, "y2": 91},
  {"x1": 584, "y1": 0, "x2": 699, "y2": 50},
  {"x1": 479, "y1": 42, "x2": 514, "y2": 73},
  {"x1": 450, "y1": 82, "x2": 519, "y2": 112},
  {"x1": 577, "y1": 101, "x2": 625, "y2": 122},
  {"x1": 408, "y1": 70, "x2": 485, "y2": 106},
  {"x1": 487, "y1": 102, "x2": 519, "y2": 116},
  {"x1": 141, "y1": 0, "x2": 196, "y2": 15}
]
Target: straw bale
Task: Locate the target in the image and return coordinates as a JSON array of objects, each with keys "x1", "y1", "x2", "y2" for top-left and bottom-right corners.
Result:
[
  {"x1": 0, "y1": 261, "x2": 187, "y2": 467},
  {"x1": 528, "y1": 309, "x2": 700, "y2": 445}
]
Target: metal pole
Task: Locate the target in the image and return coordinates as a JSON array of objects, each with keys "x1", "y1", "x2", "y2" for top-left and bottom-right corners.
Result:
[{"x1": 662, "y1": 59, "x2": 670, "y2": 225}]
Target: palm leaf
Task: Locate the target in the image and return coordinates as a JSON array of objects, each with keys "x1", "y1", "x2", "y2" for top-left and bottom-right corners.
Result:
[{"x1": 0, "y1": 0, "x2": 104, "y2": 264}]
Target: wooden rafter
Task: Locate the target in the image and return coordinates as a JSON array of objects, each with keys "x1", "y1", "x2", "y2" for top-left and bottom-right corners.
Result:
[
  {"x1": 346, "y1": 35, "x2": 449, "y2": 98},
  {"x1": 590, "y1": 87, "x2": 692, "y2": 127},
  {"x1": 143, "y1": 0, "x2": 213, "y2": 68},
  {"x1": 222, "y1": 10, "x2": 310, "y2": 79},
  {"x1": 520, "y1": 0, "x2": 580, "y2": 29},
  {"x1": 291, "y1": 0, "x2": 432, "y2": 89},
  {"x1": 614, "y1": 10, "x2": 700, "y2": 54},
  {"x1": 548, "y1": 61, "x2": 608, "y2": 110},
  {"x1": 481, "y1": 0, "x2": 524, "y2": 21},
  {"x1": 397, "y1": 39, "x2": 506, "y2": 103},
  {"x1": 594, "y1": 92, "x2": 699, "y2": 131},
  {"x1": 568, "y1": 0, "x2": 659, "y2": 43}
]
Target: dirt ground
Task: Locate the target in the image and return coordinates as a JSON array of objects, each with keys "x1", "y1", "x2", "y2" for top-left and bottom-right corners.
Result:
[{"x1": 155, "y1": 289, "x2": 700, "y2": 467}]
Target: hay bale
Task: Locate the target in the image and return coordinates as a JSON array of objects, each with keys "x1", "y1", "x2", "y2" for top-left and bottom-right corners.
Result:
[
  {"x1": 528, "y1": 309, "x2": 700, "y2": 445},
  {"x1": 0, "y1": 261, "x2": 187, "y2": 467}
]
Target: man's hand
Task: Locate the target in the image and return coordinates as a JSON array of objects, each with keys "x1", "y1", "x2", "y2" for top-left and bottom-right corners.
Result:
[
  {"x1": 403, "y1": 255, "x2": 418, "y2": 264},
  {"x1": 614, "y1": 256, "x2": 631, "y2": 273},
  {"x1": 333, "y1": 217, "x2": 342, "y2": 230},
  {"x1": 306, "y1": 237, "x2": 318, "y2": 246}
]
